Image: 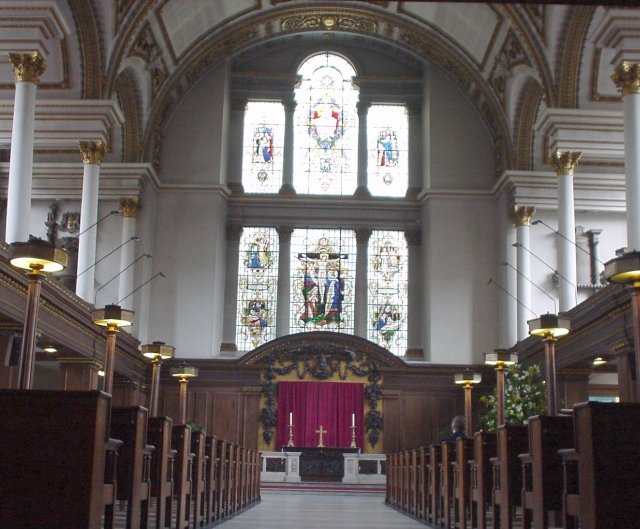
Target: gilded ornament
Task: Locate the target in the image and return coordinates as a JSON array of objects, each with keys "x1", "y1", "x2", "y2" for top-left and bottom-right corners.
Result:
[
  {"x1": 118, "y1": 196, "x2": 142, "y2": 219},
  {"x1": 9, "y1": 52, "x2": 46, "y2": 83},
  {"x1": 78, "y1": 140, "x2": 107, "y2": 166},
  {"x1": 550, "y1": 150, "x2": 582, "y2": 176},
  {"x1": 611, "y1": 61, "x2": 640, "y2": 96},
  {"x1": 511, "y1": 205, "x2": 536, "y2": 227}
]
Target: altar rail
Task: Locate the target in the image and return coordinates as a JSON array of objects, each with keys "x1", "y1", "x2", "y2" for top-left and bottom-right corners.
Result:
[
  {"x1": 386, "y1": 401, "x2": 640, "y2": 529},
  {"x1": 261, "y1": 451, "x2": 386, "y2": 484}
]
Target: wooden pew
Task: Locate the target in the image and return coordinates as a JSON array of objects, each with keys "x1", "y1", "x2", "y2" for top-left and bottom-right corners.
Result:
[
  {"x1": 147, "y1": 417, "x2": 174, "y2": 529},
  {"x1": 453, "y1": 437, "x2": 474, "y2": 529},
  {"x1": 469, "y1": 431, "x2": 496, "y2": 529},
  {"x1": 490, "y1": 425, "x2": 528, "y2": 529},
  {"x1": 104, "y1": 438, "x2": 123, "y2": 529},
  {"x1": 215, "y1": 439, "x2": 228, "y2": 520},
  {"x1": 190, "y1": 430, "x2": 207, "y2": 528},
  {"x1": 560, "y1": 401, "x2": 640, "y2": 529},
  {"x1": 0, "y1": 389, "x2": 114, "y2": 529},
  {"x1": 427, "y1": 444, "x2": 442, "y2": 525},
  {"x1": 439, "y1": 441, "x2": 457, "y2": 529},
  {"x1": 226, "y1": 443, "x2": 237, "y2": 515},
  {"x1": 110, "y1": 406, "x2": 154, "y2": 529},
  {"x1": 417, "y1": 447, "x2": 428, "y2": 520},
  {"x1": 519, "y1": 415, "x2": 573, "y2": 529},
  {"x1": 204, "y1": 436, "x2": 218, "y2": 525},
  {"x1": 171, "y1": 425, "x2": 192, "y2": 529},
  {"x1": 252, "y1": 449, "x2": 261, "y2": 503},
  {"x1": 400, "y1": 449, "x2": 409, "y2": 512}
]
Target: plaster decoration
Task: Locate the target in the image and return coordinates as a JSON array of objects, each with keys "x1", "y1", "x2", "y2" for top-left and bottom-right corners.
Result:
[
  {"x1": 550, "y1": 149, "x2": 582, "y2": 176},
  {"x1": 9, "y1": 52, "x2": 46, "y2": 83},
  {"x1": 131, "y1": 24, "x2": 168, "y2": 97},
  {"x1": 119, "y1": 195, "x2": 142, "y2": 218},
  {"x1": 612, "y1": 61, "x2": 640, "y2": 96},
  {"x1": 490, "y1": 31, "x2": 529, "y2": 104},
  {"x1": 280, "y1": 12, "x2": 377, "y2": 33},
  {"x1": 523, "y1": 4, "x2": 545, "y2": 38},
  {"x1": 79, "y1": 140, "x2": 107, "y2": 166},
  {"x1": 68, "y1": 0, "x2": 102, "y2": 97},
  {"x1": 513, "y1": 78, "x2": 543, "y2": 170},
  {"x1": 114, "y1": 70, "x2": 142, "y2": 163},
  {"x1": 511, "y1": 205, "x2": 536, "y2": 227},
  {"x1": 590, "y1": 48, "x2": 622, "y2": 103},
  {"x1": 116, "y1": 0, "x2": 136, "y2": 31}
]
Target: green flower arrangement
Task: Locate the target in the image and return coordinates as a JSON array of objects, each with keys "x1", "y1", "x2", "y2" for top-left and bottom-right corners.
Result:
[{"x1": 480, "y1": 363, "x2": 546, "y2": 430}]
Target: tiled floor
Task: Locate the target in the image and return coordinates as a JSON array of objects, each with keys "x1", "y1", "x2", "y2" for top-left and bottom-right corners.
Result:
[{"x1": 218, "y1": 490, "x2": 428, "y2": 528}]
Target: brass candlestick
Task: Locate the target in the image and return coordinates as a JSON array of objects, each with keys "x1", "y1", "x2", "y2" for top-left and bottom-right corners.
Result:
[
  {"x1": 350, "y1": 425, "x2": 357, "y2": 448},
  {"x1": 287, "y1": 424, "x2": 294, "y2": 447}
]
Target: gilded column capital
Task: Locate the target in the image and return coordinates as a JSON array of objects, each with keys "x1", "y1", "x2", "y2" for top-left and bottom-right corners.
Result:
[
  {"x1": 282, "y1": 98, "x2": 297, "y2": 114},
  {"x1": 355, "y1": 228, "x2": 372, "y2": 245},
  {"x1": 550, "y1": 150, "x2": 582, "y2": 176},
  {"x1": 118, "y1": 196, "x2": 142, "y2": 219},
  {"x1": 226, "y1": 224, "x2": 244, "y2": 241},
  {"x1": 9, "y1": 51, "x2": 46, "y2": 83},
  {"x1": 357, "y1": 101, "x2": 371, "y2": 116},
  {"x1": 611, "y1": 61, "x2": 640, "y2": 96},
  {"x1": 511, "y1": 205, "x2": 536, "y2": 227},
  {"x1": 404, "y1": 228, "x2": 422, "y2": 246},
  {"x1": 79, "y1": 140, "x2": 107, "y2": 166},
  {"x1": 276, "y1": 225, "x2": 294, "y2": 243}
]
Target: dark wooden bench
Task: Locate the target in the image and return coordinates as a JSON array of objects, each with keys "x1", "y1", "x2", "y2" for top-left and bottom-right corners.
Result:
[
  {"x1": 216, "y1": 439, "x2": 228, "y2": 520},
  {"x1": 469, "y1": 431, "x2": 496, "y2": 529},
  {"x1": 190, "y1": 431, "x2": 207, "y2": 528},
  {"x1": 427, "y1": 444, "x2": 442, "y2": 525},
  {"x1": 491, "y1": 425, "x2": 528, "y2": 529},
  {"x1": 147, "y1": 417, "x2": 174, "y2": 529},
  {"x1": 171, "y1": 425, "x2": 192, "y2": 529},
  {"x1": 0, "y1": 389, "x2": 115, "y2": 529},
  {"x1": 453, "y1": 437, "x2": 474, "y2": 529},
  {"x1": 417, "y1": 446, "x2": 428, "y2": 520},
  {"x1": 520, "y1": 415, "x2": 573, "y2": 529},
  {"x1": 204, "y1": 436, "x2": 218, "y2": 524},
  {"x1": 439, "y1": 441, "x2": 457, "y2": 528},
  {"x1": 560, "y1": 401, "x2": 640, "y2": 529}
]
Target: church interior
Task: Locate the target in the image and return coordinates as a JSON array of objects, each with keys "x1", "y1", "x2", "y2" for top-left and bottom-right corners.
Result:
[{"x1": 1, "y1": 1, "x2": 640, "y2": 528}]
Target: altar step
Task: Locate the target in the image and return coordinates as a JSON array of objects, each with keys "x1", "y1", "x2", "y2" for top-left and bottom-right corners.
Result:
[{"x1": 260, "y1": 481, "x2": 385, "y2": 494}]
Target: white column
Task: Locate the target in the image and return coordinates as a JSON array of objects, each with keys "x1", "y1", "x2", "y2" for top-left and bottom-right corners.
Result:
[
  {"x1": 551, "y1": 150, "x2": 580, "y2": 312},
  {"x1": 221, "y1": 225, "x2": 243, "y2": 352},
  {"x1": 354, "y1": 228, "x2": 371, "y2": 338},
  {"x1": 5, "y1": 52, "x2": 46, "y2": 244},
  {"x1": 354, "y1": 102, "x2": 371, "y2": 197},
  {"x1": 612, "y1": 62, "x2": 640, "y2": 251},
  {"x1": 279, "y1": 98, "x2": 296, "y2": 195},
  {"x1": 504, "y1": 224, "x2": 518, "y2": 347},
  {"x1": 405, "y1": 228, "x2": 423, "y2": 356},
  {"x1": 117, "y1": 196, "x2": 142, "y2": 310},
  {"x1": 227, "y1": 97, "x2": 246, "y2": 194},
  {"x1": 512, "y1": 206, "x2": 536, "y2": 341},
  {"x1": 76, "y1": 140, "x2": 107, "y2": 302},
  {"x1": 276, "y1": 226, "x2": 293, "y2": 337},
  {"x1": 406, "y1": 103, "x2": 423, "y2": 198}
]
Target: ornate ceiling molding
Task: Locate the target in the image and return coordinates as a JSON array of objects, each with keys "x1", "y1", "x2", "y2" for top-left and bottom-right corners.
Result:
[
  {"x1": 68, "y1": 0, "x2": 102, "y2": 98},
  {"x1": 114, "y1": 70, "x2": 141, "y2": 162},
  {"x1": 514, "y1": 79, "x2": 544, "y2": 170}
]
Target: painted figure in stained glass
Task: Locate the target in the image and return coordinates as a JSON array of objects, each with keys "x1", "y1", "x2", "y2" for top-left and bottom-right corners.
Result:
[
  {"x1": 378, "y1": 128, "x2": 399, "y2": 167},
  {"x1": 372, "y1": 238, "x2": 402, "y2": 282},
  {"x1": 242, "y1": 299, "x2": 270, "y2": 348},
  {"x1": 374, "y1": 302, "x2": 400, "y2": 347},
  {"x1": 253, "y1": 126, "x2": 274, "y2": 163},
  {"x1": 244, "y1": 233, "x2": 274, "y2": 291},
  {"x1": 308, "y1": 97, "x2": 343, "y2": 151},
  {"x1": 297, "y1": 237, "x2": 348, "y2": 326}
]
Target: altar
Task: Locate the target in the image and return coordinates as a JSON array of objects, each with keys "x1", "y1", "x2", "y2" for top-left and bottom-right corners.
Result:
[{"x1": 293, "y1": 447, "x2": 359, "y2": 481}]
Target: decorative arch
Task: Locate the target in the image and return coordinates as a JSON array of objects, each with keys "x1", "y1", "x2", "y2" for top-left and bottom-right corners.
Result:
[
  {"x1": 240, "y1": 332, "x2": 405, "y2": 448},
  {"x1": 113, "y1": 69, "x2": 142, "y2": 162},
  {"x1": 68, "y1": 0, "x2": 103, "y2": 98},
  {"x1": 513, "y1": 78, "x2": 544, "y2": 170}
]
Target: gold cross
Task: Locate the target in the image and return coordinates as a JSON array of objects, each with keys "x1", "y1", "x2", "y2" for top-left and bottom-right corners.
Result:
[{"x1": 315, "y1": 425, "x2": 327, "y2": 448}]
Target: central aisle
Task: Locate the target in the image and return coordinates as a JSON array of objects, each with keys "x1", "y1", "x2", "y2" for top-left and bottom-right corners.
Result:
[{"x1": 218, "y1": 490, "x2": 428, "y2": 529}]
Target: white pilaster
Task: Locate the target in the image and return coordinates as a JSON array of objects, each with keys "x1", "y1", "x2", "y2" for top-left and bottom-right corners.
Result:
[
  {"x1": 5, "y1": 52, "x2": 46, "y2": 244},
  {"x1": 504, "y1": 225, "x2": 518, "y2": 347},
  {"x1": 75, "y1": 140, "x2": 106, "y2": 302},
  {"x1": 512, "y1": 206, "x2": 536, "y2": 341},
  {"x1": 551, "y1": 150, "x2": 581, "y2": 312},
  {"x1": 276, "y1": 226, "x2": 293, "y2": 337},
  {"x1": 227, "y1": 97, "x2": 246, "y2": 194},
  {"x1": 406, "y1": 103, "x2": 422, "y2": 198},
  {"x1": 354, "y1": 102, "x2": 371, "y2": 197},
  {"x1": 221, "y1": 225, "x2": 243, "y2": 351},
  {"x1": 354, "y1": 228, "x2": 371, "y2": 338},
  {"x1": 117, "y1": 197, "x2": 141, "y2": 310},
  {"x1": 405, "y1": 228, "x2": 423, "y2": 354},
  {"x1": 280, "y1": 99, "x2": 296, "y2": 195}
]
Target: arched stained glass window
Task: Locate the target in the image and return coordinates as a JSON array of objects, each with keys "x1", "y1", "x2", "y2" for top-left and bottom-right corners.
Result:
[
  {"x1": 294, "y1": 53, "x2": 358, "y2": 195},
  {"x1": 242, "y1": 101, "x2": 285, "y2": 193},
  {"x1": 236, "y1": 227, "x2": 279, "y2": 350},
  {"x1": 368, "y1": 230, "x2": 408, "y2": 355},
  {"x1": 290, "y1": 228, "x2": 356, "y2": 333},
  {"x1": 367, "y1": 105, "x2": 408, "y2": 197}
]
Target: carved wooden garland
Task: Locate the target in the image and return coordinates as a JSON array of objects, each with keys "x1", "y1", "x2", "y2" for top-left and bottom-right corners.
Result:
[{"x1": 260, "y1": 349, "x2": 383, "y2": 447}]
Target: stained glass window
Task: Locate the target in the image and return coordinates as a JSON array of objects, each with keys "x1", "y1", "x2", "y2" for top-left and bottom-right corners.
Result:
[
  {"x1": 367, "y1": 105, "x2": 408, "y2": 197},
  {"x1": 294, "y1": 53, "x2": 359, "y2": 195},
  {"x1": 290, "y1": 228, "x2": 356, "y2": 333},
  {"x1": 368, "y1": 230, "x2": 408, "y2": 355},
  {"x1": 236, "y1": 227, "x2": 279, "y2": 350},
  {"x1": 242, "y1": 101, "x2": 285, "y2": 193}
]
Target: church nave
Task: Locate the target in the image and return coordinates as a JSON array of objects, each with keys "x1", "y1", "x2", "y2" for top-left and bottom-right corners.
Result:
[{"x1": 216, "y1": 490, "x2": 426, "y2": 529}]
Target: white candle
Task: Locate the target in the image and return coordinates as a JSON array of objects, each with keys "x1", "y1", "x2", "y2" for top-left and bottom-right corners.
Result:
[
  {"x1": 289, "y1": 412, "x2": 293, "y2": 426},
  {"x1": 352, "y1": 413, "x2": 355, "y2": 427}
]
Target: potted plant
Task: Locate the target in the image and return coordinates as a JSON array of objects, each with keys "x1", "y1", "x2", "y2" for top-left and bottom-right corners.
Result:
[{"x1": 480, "y1": 363, "x2": 546, "y2": 430}]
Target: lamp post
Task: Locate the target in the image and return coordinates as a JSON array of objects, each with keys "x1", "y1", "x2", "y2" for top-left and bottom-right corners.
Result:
[
  {"x1": 9, "y1": 240, "x2": 67, "y2": 389},
  {"x1": 91, "y1": 304, "x2": 134, "y2": 395},
  {"x1": 484, "y1": 349, "x2": 518, "y2": 427},
  {"x1": 604, "y1": 251, "x2": 640, "y2": 401},
  {"x1": 141, "y1": 341, "x2": 175, "y2": 416},
  {"x1": 528, "y1": 313, "x2": 570, "y2": 415},
  {"x1": 454, "y1": 371, "x2": 482, "y2": 435},
  {"x1": 171, "y1": 364, "x2": 199, "y2": 424}
]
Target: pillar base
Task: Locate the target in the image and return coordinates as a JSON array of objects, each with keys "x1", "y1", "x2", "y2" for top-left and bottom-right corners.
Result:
[
  {"x1": 227, "y1": 182, "x2": 245, "y2": 194},
  {"x1": 220, "y1": 342, "x2": 238, "y2": 353},
  {"x1": 405, "y1": 186, "x2": 422, "y2": 199},
  {"x1": 278, "y1": 183, "x2": 297, "y2": 196},
  {"x1": 353, "y1": 185, "x2": 371, "y2": 198},
  {"x1": 404, "y1": 347, "x2": 424, "y2": 360}
]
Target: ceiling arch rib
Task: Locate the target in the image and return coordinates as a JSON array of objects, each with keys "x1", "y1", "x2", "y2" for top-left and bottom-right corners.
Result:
[{"x1": 138, "y1": 5, "x2": 512, "y2": 178}]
